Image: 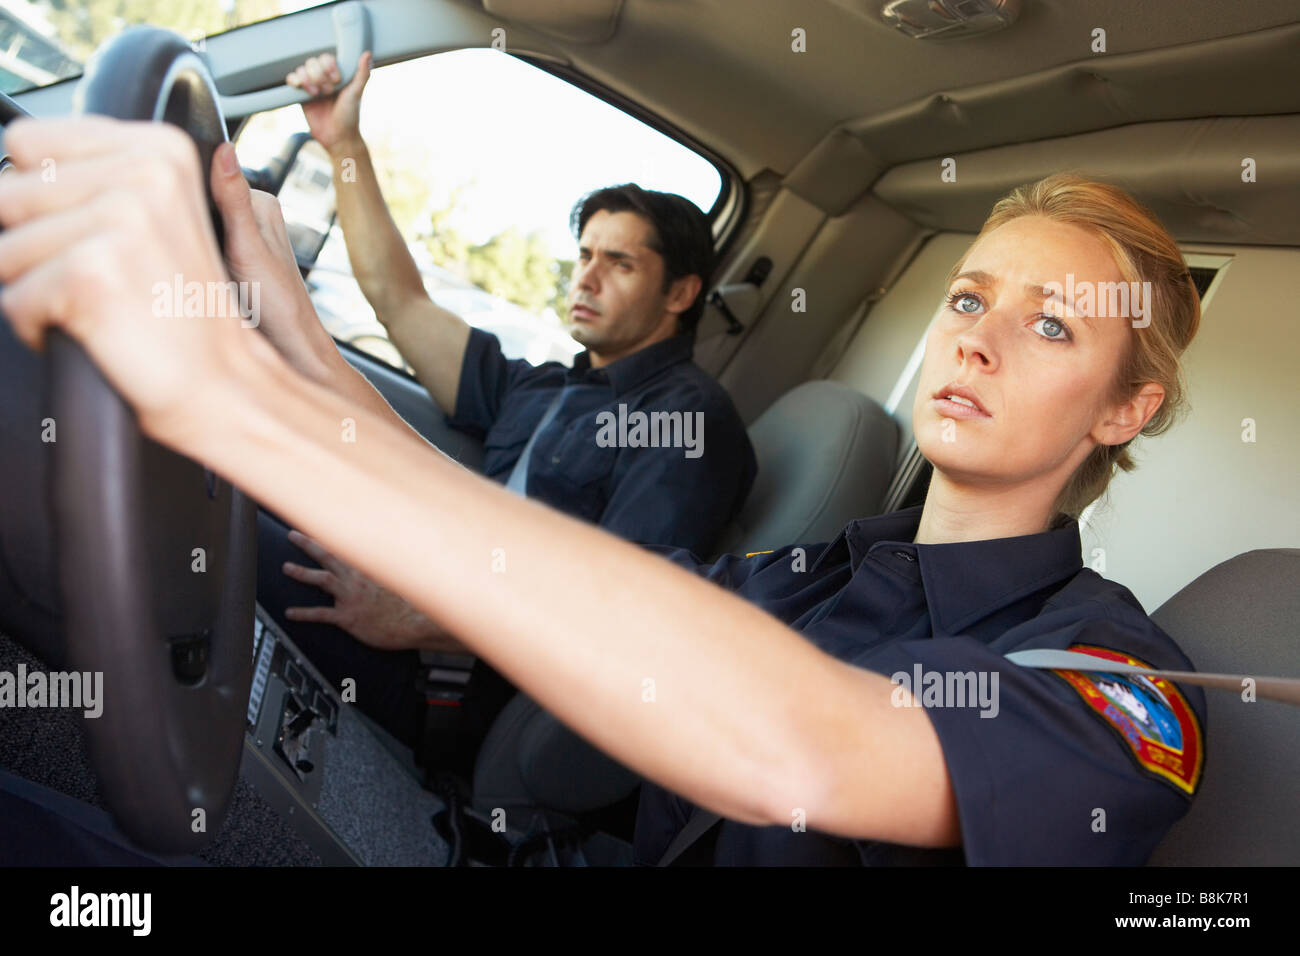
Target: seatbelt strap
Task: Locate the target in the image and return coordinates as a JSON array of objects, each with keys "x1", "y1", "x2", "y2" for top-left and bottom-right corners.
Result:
[
  {"x1": 1007, "y1": 649, "x2": 1300, "y2": 705},
  {"x1": 656, "y1": 808, "x2": 723, "y2": 866},
  {"x1": 503, "y1": 388, "x2": 568, "y2": 496}
]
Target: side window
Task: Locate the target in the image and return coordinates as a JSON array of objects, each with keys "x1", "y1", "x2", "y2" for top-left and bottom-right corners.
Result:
[{"x1": 236, "y1": 48, "x2": 723, "y2": 371}]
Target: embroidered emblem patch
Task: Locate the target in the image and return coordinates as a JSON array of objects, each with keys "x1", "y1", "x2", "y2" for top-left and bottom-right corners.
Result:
[{"x1": 1054, "y1": 644, "x2": 1203, "y2": 795}]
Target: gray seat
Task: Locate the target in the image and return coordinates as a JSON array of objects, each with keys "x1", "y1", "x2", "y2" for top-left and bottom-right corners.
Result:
[
  {"x1": 714, "y1": 380, "x2": 899, "y2": 555},
  {"x1": 1147, "y1": 548, "x2": 1300, "y2": 865},
  {"x1": 471, "y1": 380, "x2": 900, "y2": 818}
]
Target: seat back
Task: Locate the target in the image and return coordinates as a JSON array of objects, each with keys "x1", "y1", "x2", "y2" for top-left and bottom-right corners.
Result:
[
  {"x1": 472, "y1": 693, "x2": 641, "y2": 815},
  {"x1": 1147, "y1": 548, "x2": 1300, "y2": 865},
  {"x1": 715, "y1": 379, "x2": 898, "y2": 556}
]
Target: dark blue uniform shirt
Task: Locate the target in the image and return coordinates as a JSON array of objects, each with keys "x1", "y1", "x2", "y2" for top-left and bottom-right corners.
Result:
[
  {"x1": 633, "y1": 505, "x2": 1207, "y2": 866},
  {"x1": 450, "y1": 327, "x2": 756, "y2": 554}
]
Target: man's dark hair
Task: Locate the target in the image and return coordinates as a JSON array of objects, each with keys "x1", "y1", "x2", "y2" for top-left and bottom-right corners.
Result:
[{"x1": 569, "y1": 184, "x2": 714, "y2": 334}]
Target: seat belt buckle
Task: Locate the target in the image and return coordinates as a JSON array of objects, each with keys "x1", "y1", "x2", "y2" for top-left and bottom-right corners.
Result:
[{"x1": 416, "y1": 665, "x2": 474, "y2": 770}]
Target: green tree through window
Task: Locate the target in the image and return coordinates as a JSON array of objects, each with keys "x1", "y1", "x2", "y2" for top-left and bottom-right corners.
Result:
[{"x1": 39, "y1": 0, "x2": 285, "y2": 62}]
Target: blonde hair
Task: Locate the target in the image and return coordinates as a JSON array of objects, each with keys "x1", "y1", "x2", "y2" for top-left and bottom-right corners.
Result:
[{"x1": 951, "y1": 174, "x2": 1202, "y2": 520}]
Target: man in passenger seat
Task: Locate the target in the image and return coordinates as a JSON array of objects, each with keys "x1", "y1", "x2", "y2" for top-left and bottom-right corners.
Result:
[{"x1": 255, "y1": 52, "x2": 757, "y2": 768}]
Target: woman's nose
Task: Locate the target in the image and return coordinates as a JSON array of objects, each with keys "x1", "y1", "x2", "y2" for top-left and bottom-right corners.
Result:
[{"x1": 954, "y1": 314, "x2": 1001, "y2": 371}]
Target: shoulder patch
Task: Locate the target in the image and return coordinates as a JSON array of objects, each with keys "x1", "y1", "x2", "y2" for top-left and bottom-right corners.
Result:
[{"x1": 1053, "y1": 644, "x2": 1204, "y2": 796}]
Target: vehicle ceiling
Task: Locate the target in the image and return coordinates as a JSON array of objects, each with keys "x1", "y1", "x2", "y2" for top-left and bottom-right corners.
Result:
[{"x1": 479, "y1": 0, "x2": 1300, "y2": 243}]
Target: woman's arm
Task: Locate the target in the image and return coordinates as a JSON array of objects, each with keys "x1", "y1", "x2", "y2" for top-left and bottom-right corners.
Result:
[
  {"x1": 208, "y1": 141, "x2": 433, "y2": 443},
  {"x1": 196, "y1": 335, "x2": 960, "y2": 847},
  {"x1": 0, "y1": 117, "x2": 959, "y2": 848}
]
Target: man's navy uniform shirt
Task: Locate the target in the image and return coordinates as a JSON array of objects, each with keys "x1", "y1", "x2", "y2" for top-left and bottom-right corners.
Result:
[
  {"x1": 633, "y1": 505, "x2": 1207, "y2": 866},
  {"x1": 450, "y1": 327, "x2": 756, "y2": 553}
]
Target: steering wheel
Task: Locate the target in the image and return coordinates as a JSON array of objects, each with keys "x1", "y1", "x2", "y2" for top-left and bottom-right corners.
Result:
[{"x1": 43, "y1": 27, "x2": 255, "y2": 854}]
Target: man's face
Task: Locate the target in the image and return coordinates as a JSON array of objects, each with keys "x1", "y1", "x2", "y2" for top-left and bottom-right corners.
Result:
[
  {"x1": 913, "y1": 215, "x2": 1159, "y2": 495},
  {"x1": 566, "y1": 210, "x2": 679, "y2": 360}
]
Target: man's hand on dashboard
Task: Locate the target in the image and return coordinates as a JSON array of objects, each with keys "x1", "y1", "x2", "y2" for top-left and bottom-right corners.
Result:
[{"x1": 282, "y1": 528, "x2": 468, "y2": 654}]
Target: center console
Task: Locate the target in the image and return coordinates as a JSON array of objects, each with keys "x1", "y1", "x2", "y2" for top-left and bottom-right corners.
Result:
[{"x1": 240, "y1": 605, "x2": 448, "y2": 865}]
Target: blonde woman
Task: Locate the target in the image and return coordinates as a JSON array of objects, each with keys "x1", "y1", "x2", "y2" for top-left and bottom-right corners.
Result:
[{"x1": 0, "y1": 117, "x2": 1203, "y2": 865}]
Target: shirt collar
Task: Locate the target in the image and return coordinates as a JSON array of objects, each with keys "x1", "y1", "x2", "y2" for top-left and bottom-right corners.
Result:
[
  {"x1": 827, "y1": 505, "x2": 1085, "y2": 636},
  {"x1": 568, "y1": 333, "x2": 695, "y2": 396}
]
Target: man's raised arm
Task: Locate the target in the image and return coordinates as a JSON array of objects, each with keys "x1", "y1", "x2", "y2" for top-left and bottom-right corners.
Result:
[{"x1": 289, "y1": 52, "x2": 470, "y2": 416}]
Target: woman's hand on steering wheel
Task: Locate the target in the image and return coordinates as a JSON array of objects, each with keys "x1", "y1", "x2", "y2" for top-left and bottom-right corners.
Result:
[
  {"x1": 209, "y1": 141, "x2": 344, "y2": 387},
  {"x1": 0, "y1": 115, "x2": 275, "y2": 447}
]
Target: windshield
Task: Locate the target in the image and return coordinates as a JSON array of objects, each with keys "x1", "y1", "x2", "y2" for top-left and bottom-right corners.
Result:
[{"x1": 0, "y1": 0, "x2": 331, "y2": 96}]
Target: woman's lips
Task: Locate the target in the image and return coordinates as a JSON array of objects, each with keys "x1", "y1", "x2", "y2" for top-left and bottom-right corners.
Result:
[{"x1": 932, "y1": 397, "x2": 993, "y2": 420}]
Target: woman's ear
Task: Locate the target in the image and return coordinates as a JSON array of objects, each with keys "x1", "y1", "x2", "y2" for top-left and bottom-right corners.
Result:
[{"x1": 1093, "y1": 382, "x2": 1165, "y2": 446}]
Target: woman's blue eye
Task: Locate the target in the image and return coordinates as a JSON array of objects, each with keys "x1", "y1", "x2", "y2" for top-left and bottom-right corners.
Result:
[
  {"x1": 946, "y1": 291, "x2": 1072, "y2": 342},
  {"x1": 1033, "y1": 316, "x2": 1072, "y2": 342},
  {"x1": 947, "y1": 291, "x2": 982, "y2": 314}
]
